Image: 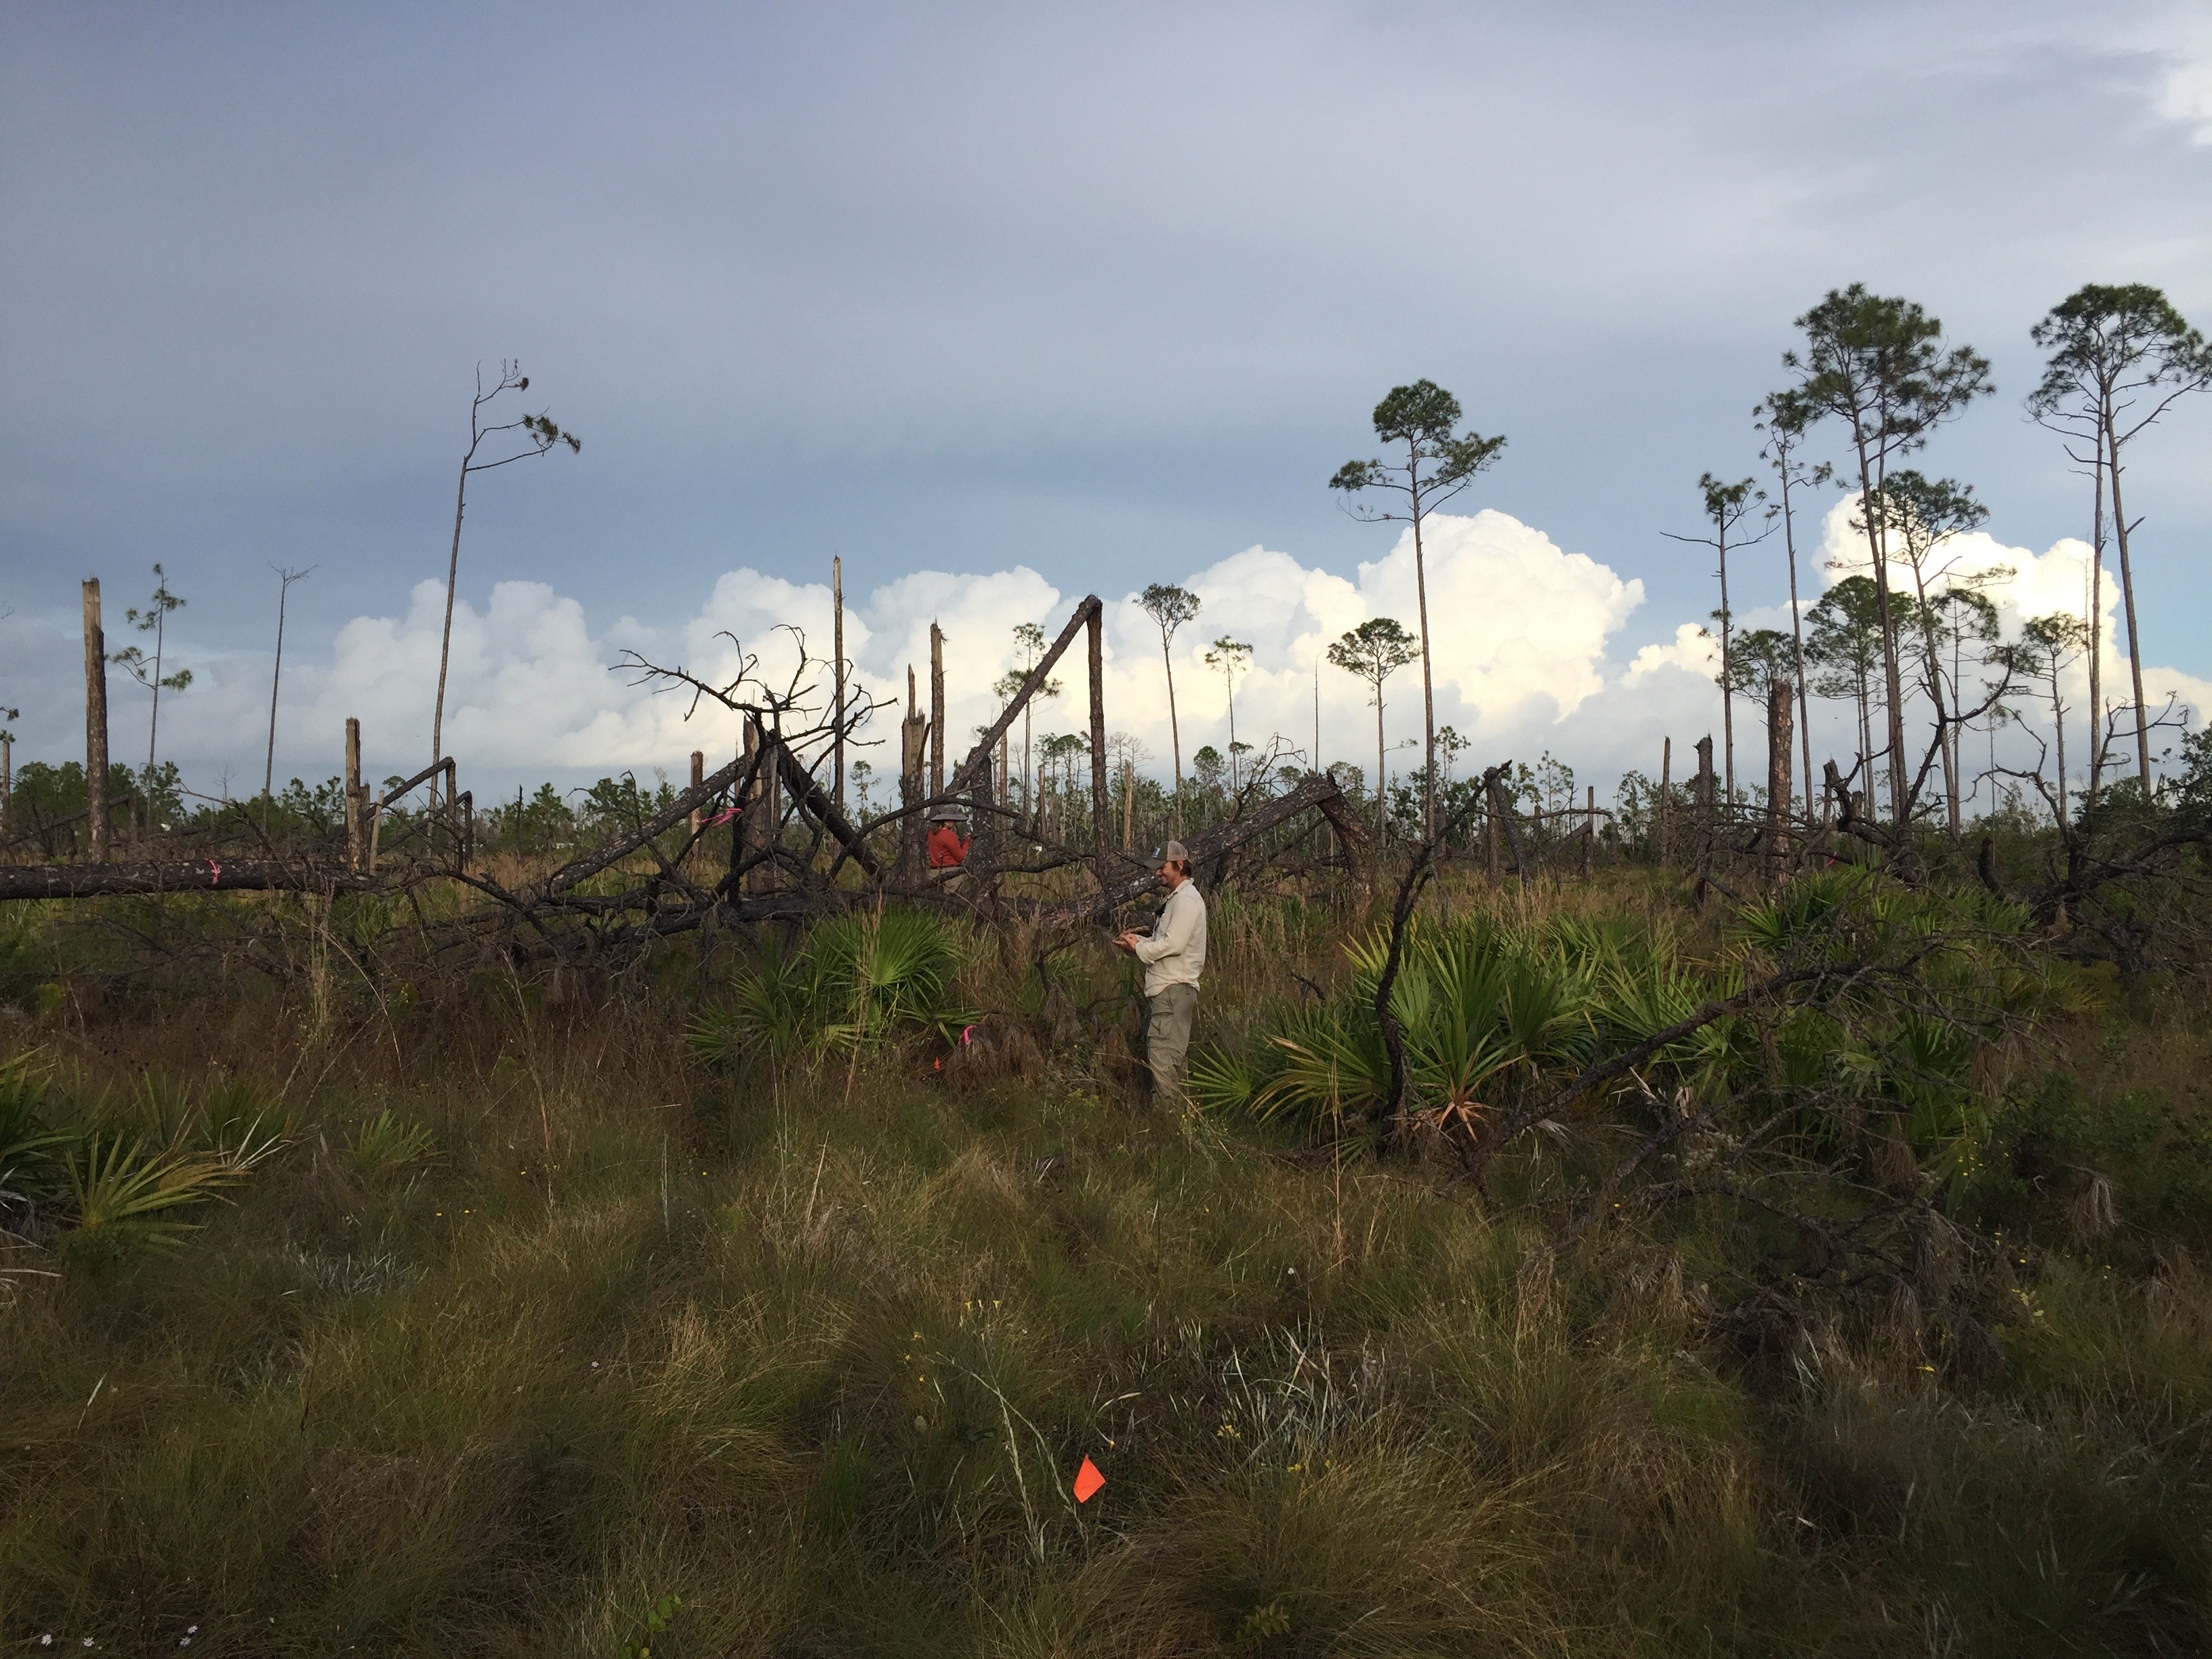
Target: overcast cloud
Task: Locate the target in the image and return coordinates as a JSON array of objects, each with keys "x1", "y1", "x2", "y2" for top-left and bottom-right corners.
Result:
[{"x1": 3, "y1": 2, "x2": 2209, "y2": 802}]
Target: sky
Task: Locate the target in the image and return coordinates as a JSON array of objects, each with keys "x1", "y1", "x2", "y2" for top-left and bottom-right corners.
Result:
[{"x1": 3, "y1": 2, "x2": 2210, "y2": 808}]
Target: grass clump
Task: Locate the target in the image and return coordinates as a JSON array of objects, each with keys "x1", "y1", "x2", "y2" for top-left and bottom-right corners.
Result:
[{"x1": 0, "y1": 880, "x2": 2208, "y2": 1655}]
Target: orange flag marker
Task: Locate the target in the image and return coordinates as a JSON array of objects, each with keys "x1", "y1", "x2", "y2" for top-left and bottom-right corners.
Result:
[{"x1": 1072, "y1": 1456, "x2": 1105, "y2": 1502}]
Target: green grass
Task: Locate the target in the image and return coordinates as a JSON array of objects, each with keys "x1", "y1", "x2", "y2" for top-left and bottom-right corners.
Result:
[{"x1": 1, "y1": 885, "x2": 2208, "y2": 1656}]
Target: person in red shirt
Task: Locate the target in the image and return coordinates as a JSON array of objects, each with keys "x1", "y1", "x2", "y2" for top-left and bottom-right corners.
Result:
[{"x1": 926, "y1": 806, "x2": 970, "y2": 869}]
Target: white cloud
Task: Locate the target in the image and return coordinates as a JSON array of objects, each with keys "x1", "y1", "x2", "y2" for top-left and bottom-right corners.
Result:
[
  {"x1": 5, "y1": 506, "x2": 2209, "y2": 813},
  {"x1": 2153, "y1": 12, "x2": 2212, "y2": 144}
]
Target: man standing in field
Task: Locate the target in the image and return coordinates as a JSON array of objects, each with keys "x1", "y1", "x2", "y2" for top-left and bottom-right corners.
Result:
[{"x1": 1114, "y1": 842, "x2": 1208, "y2": 1105}]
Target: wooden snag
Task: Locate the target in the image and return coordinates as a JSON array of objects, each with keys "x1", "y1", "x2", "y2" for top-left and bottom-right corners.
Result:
[{"x1": 83, "y1": 578, "x2": 108, "y2": 863}]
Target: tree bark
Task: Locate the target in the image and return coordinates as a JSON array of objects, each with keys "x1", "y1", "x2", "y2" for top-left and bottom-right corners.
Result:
[
  {"x1": 929, "y1": 619, "x2": 946, "y2": 798},
  {"x1": 83, "y1": 579, "x2": 108, "y2": 863},
  {"x1": 899, "y1": 669, "x2": 928, "y2": 884},
  {"x1": 344, "y1": 718, "x2": 363, "y2": 872},
  {"x1": 1694, "y1": 735, "x2": 1715, "y2": 897},
  {"x1": 0, "y1": 859, "x2": 374, "y2": 901},
  {"x1": 1766, "y1": 677, "x2": 1794, "y2": 884}
]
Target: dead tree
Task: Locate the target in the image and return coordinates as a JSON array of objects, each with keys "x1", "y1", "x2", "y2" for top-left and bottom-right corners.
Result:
[
  {"x1": 83, "y1": 579, "x2": 108, "y2": 863},
  {"x1": 1765, "y1": 677, "x2": 1794, "y2": 883}
]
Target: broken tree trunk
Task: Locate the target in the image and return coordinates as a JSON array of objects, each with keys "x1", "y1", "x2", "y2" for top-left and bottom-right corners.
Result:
[
  {"x1": 1766, "y1": 677, "x2": 1794, "y2": 884},
  {"x1": 1485, "y1": 769, "x2": 1530, "y2": 878},
  {"x1": 83, "y1": 579, "x2": 108, "y2": 863},
  {"x1": 899, "y1": 668, "x2": 928, "y2": 884},
  {"x1": 344, "y1": 718, "x2": 364, "y2": 871},
  {"x1": 950, "y1": 596, "x2": 1101, "y2": 798},
  {"x1": 0, "y1": 859, "x2": 373, "y2": 901},
  {"x1": 1694, "y1": 734, "x2": 1716, "y2": 901},
  {"x1": 929, "y1": 621, "x2": 945, "y2": 798}
]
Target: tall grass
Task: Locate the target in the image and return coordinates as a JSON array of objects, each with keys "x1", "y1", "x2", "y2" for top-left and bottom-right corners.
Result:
[{"x1": 0, "y1": 884, "x2": 2206, "y2": 1655}]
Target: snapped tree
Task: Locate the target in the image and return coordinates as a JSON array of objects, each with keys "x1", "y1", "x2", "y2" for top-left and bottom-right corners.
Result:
[
  {"x1": 1327, "y1": 617, "x2": 1421, "y2": 842},
  {"x1": 2028, "y1": 284, "x2": 2212, "y2": 793},
  {"x1": 1330, "y1": 380, "x2": 1506, "y2": 841},
  {"x1": 1138, "y1": 583, "x2": 1202, "y2": 833},
  {"x1": 1776, "y1": 285, "x2": 1992, "y2": 834},
  {"x1": 1664, "y1": 474, "x2": 1769, "y2": 808},
  {"x1": 1754, "y1": 394, "x2": 1832, "y2": 815}
]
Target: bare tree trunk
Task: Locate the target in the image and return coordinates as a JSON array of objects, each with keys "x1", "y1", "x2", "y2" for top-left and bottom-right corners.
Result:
[
  {"x1": 1088, "y1": 609, "x2": 1108, "y2": 882},
  {"x1": 1851, "y1": 443, "x2": 1912, "y2": 832},
  {"x1": 344, "y1": 718, "x2": 364, "y2": 871},
  {"x1": 1717, "y1": 531, "x2": 1734, "y2": 806},
  {"x1": 144, "y1": 607, "x2": 167, "y2": 792},
  {"x1": 1582, "y1": 785, "x2": 1595, "y2": 876},
  {"x1": 262, "y1": 566, "x2": 314, "y2": 808},
  {"x1": 832, "y1": 556, "x2": 845, "y2": 811},
  {"x1": 83, "y1": 579, "x2": 108, "y2": 863},
  {"x1": 2051, "y1": 664, "x2": 2070, "y2": 829},
  {"x1": 741, "y1": 718, "x2": 766, "y2": 892},
  {"x1": 2106, "y1": 426, "x2": 2152, "y2": 790},
  {"x1": 968, "y1": 745, "x2": 998, "y2": 897},
  {"x1": 2087, "y1": 451, "x2": 2107, "y2": 798},
  {"x1": 1766, "y1": 678, "x2": 1794, "y2": 884},
  {"x1": 687, "y1": 750, "x2": 705, "y2": 866},
  {"x1": 1694, "y1": 735, "x2": 1715, "y2": 899},
  {"x1": 1779, "y1": 466, "x2": 1816, "y2": 816},
  {"x1": 899, "y1": 669, "x2": 928, "y2": 883},
  {"x1": 1373, "y1": 682, "x2": 1387, "y2": 843},
  {"x1": 1408, "y1": 451, "x2": 1436, "y2": 842},
  {"x1": 431, "y1": 459, "x2": 468, "y2": 812},
  {"x1": 1162, "y1": 638, "x2": 1184, "y2": 834},
  {"x1": 1122, "y1": 756, "x2": 1134, "y2": 852},
  {"x1": 1658, "y1": 736, "x2": 1672, "y2": 865},
  {"x1": 930, "y1": 619, "x2": 946, "y2": 798}
]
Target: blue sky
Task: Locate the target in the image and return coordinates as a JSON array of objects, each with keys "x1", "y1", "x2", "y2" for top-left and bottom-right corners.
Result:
[{"x1": 3, "y1": 3, "x2": 2209, "y2": 796}]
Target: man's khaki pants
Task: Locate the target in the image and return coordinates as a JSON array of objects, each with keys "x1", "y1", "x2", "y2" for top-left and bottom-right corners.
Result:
[{"x1": 1145, "y1": 982, "x2": 1199, "y2": 1105}]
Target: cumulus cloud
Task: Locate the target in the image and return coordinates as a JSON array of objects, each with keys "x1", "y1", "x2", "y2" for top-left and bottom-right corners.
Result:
[
  {"x1": 4, "y1": 504, "x2": 2207, "y2": 812},
  {"x1": 2152, "y1": 11, "x2": 2212, "y2": 144},
  {"x1": 1795, "y1": 495, "x2": 2212, "y2": 780}
]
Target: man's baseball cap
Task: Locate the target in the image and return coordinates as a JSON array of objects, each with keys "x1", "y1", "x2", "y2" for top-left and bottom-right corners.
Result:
[{"x1": 1155, "y1": 840, "x2": 1189, "y2": 863}]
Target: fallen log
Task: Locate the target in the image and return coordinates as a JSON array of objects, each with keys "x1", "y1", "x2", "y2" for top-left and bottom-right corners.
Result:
[{"x1": 0, "y1": 859, "x2": 373, "y2": 900}]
